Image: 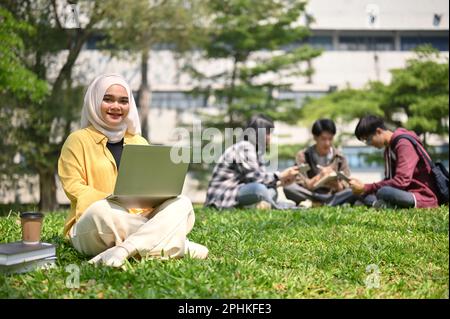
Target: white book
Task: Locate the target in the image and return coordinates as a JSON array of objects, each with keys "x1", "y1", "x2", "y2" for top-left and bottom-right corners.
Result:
[
  {"x1": 312, "y1": 171, "x2": 338, "y2": 190},
  {"x1": 0, "y1": 241, "x2": 56, "y2": 266},
  {"x1": 312, "y1": 171, "x2": 351, "y2": 190},
  {"x1": 0, "y1": 256, "x2": 57, "y2": 274}
]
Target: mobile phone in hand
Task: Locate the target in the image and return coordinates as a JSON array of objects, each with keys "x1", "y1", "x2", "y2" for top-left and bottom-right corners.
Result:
[
  {"x1": 336, "y1": 171, "x2": 351, "y2": 183},
  {"x1": 297, "y1": 163, "x2": 310, "y2": 174}
]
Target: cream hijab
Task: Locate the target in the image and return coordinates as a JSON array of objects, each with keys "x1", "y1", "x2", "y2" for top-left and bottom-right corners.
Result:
[{"x1": 80, "y1": 74, "x2": 141, "y2": 142}]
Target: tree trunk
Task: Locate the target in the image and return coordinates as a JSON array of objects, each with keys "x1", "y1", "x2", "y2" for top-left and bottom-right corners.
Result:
[
  {"x1": 40, "y1": 12, "x2": 97, "y2": 213},
  {"x1": 422, "y1": 132, "x2": 428, "y2": 148},
  {"x1": 306, "y1": 59, "x2": 313, "y2": 84},
  {"x1": 138, "y1": 49, "x2": 151, "y2": 140},
  {"x1": 227, "y1": 57, "x2": 238, "y2": 126},
  {"x1": 38, "y1": 168, "x2": 58, "y2": 212}
]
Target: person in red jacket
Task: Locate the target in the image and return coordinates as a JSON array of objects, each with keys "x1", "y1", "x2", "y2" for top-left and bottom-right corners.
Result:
[{"x1": 349, "y1": 115, "x2": 439, "y2": 209}]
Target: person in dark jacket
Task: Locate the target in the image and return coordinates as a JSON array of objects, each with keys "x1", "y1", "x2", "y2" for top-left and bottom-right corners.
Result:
[{"x1": 349, "y1": 115, "x2": 439, "y2": 208}]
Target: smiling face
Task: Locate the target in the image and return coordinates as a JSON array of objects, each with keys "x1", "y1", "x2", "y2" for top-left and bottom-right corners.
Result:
[{"x1": 100, "y1": 85, "x2": 130, "y2": 126}]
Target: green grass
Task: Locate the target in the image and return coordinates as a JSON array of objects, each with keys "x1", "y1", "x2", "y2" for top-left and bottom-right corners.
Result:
[{"x1": 0, "y1": 206, "x2": 448, "y2": 298}]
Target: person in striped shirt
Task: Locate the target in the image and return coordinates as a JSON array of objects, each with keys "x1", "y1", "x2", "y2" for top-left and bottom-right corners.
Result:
[{"x1": 204, "y1": 114, "x2": 299, "y2": 210}]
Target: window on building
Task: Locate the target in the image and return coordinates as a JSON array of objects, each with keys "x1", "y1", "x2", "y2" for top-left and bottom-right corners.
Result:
[
  {"x1": 283, "y1": 36, "x2": 333, "y2": 51},
  {"x1": 401, "y1": 36, "x2": 449, "y2": 51},
  {"x1": 308, "y1": 36, "x2": 334, "y2": 50},
  {"x1": 278, "y1": 91, "x2": 327, "y2": 108},
  {"x1": 85, "y1": 34, "x2": 107, "y2": 50},
  {"x1": 338, "y1": 36, "x2": 395, "y2": 51},
  {"x1": 151, "y1": 91, "x2": 204, "y2": 109}
]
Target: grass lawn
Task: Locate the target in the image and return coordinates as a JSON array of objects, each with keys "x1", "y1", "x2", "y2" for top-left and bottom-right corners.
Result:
[{"x1": 0, "y1": 205, "x2": 448, "y2": 298}]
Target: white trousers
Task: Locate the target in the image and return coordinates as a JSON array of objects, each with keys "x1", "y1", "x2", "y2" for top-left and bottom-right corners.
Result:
[{"x1": 69, "y1": 195, "x2": 196, "y2": 259}]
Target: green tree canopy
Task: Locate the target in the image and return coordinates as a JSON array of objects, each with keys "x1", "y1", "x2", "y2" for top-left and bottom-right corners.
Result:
[
  {"x1": 1, "y1": 1, "x2": 113, "y2": 210},
  {"x1": 0, "y1": 7, "x2": 48, "y2": 102},
  {"x1": 301, "y1": 46, "x2": 449, "y2": 141},
  {"x1": 384, "y1": 46, "x2": 449, "y2": 136},
  {"x1": 101, "y1": 0, "x2": 208, "y2": 139},
  {"x1": 188, "y1": 0, "x2": 322, "y2": 127},
  {"x1": 0, "y1": 0, "x2": 209, "y2": 210},
  {"x1": 0, "y1": 7, "x2": 48, "y2": 180}
]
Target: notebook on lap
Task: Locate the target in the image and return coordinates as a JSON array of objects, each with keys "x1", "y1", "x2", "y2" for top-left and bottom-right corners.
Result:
[{"x1": 107, "y1": 144, "x2": 190, "y2": 208}]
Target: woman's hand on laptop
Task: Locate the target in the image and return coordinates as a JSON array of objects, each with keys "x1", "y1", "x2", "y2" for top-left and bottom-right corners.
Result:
[{"x1": 140, "y1": 207, "x2": 156, "y2": 219}]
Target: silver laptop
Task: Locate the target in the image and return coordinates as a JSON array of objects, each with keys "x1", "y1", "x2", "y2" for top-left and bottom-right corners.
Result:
[{"x1": 107, "y1": 144, "x2": 190, "y2": 208}]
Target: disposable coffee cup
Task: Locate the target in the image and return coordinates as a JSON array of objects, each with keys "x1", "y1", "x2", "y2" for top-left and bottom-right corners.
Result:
[{"x1": 20, "y1": 212, "x2": 44, "y2": 245}]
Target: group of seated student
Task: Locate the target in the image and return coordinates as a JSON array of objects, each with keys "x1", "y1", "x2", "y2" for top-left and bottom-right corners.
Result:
[{"x1": 204, "y1": 114, "x2": 442, "y2": 210}]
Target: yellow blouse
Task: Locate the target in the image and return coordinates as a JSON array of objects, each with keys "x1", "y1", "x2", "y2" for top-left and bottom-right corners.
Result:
[{"x1": 58, "y1": 126, "x2": 149, "y2": 237}]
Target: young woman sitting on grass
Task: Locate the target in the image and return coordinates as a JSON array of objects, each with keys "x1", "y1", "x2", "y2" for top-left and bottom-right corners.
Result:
[
  {"x1": 204, "y1": 114, "x2": 300, "y2": 210},
  {"x1": 58, "y1": 74, "x2": 208, "y2": 268},
  {"x1": 349, "y1": 115, "x2": 440, "y2": 209}
]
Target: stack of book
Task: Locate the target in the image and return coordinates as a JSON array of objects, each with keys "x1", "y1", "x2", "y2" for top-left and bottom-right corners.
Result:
[{"x1": 0, "y1": 241, "x2": 56, "y2": 274}]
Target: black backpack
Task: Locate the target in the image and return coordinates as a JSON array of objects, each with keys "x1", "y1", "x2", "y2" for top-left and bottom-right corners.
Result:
[{"x1": 391, "y1": 134, "x2": 449, "y2": 205}]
